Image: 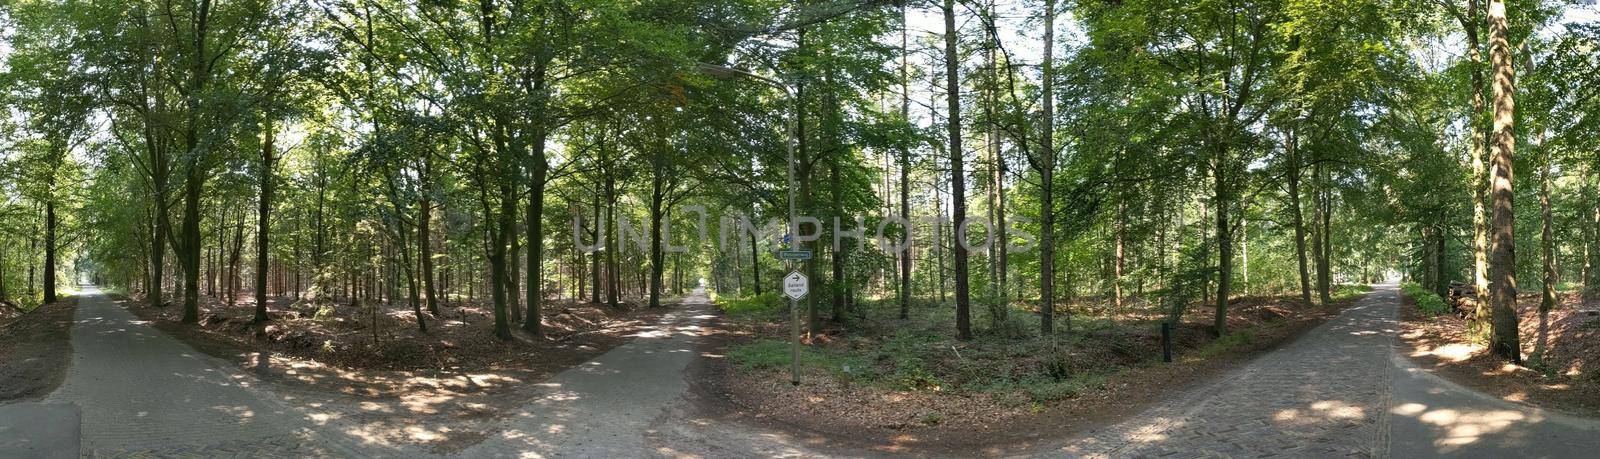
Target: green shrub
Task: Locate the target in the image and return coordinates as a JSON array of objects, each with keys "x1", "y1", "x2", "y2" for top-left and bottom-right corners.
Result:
[
  {"x1": 312, "y1": 304, "x2": 337, "y2": 321},
  {"x1": 1019, "y1": 372, "x2": 1109, "y2": 403},
  {"x1": 1401, "y1": 282, "x2": 1451, "y2": 316},
  {"x1": 718, "y1": 293, "x2": 784, "y2": 319},
  {"x1": 890, "y1": 361, "x2": 944, "y2": 391}
]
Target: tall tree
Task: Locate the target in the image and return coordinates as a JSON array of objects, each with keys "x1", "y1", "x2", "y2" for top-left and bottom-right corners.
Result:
[
  {"x1": 1484, "y1": 0, "x2": 1520, "y2": 364},
  {"x1": 1037, "y1": 0, "x2": 1057, "y2": 335},
  {"x1": 942, "y1": 0, "x2": 972, "y2": 340},
  {"x1": 253, "y1": 120, "x2": 275, "y2": 323}
]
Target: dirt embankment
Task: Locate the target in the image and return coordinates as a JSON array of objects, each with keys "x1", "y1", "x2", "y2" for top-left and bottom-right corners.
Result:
[
  {"x1": 1400, "y1": 291, "x2": 1600, "y2": 418},
  {"x1": 0, "y1": 298, "x2": 77, "y2": 402}
]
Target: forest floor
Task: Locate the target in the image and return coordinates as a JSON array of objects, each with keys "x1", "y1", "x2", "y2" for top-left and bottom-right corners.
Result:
[
  {"x1": 0, "y1": 297, "x2": 76, "y2": 402},
  {"x1": 693, "y1": 286, "x2": 1373, "y2": 454},
  {"x1": 120, "y1": 291, "x2": 674, "y2": 453},
  {"x1": 1399, "y1": 290, "x2": 1600, "y2": 418}
]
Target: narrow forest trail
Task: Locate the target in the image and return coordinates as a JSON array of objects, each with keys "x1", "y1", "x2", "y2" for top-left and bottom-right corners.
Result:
[{"x1": 1046, "y1": 284, "x2": 1600, "y2": 458}]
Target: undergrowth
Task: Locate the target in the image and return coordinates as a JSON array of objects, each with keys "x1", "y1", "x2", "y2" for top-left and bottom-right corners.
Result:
[
  {"x1": 723, "y1": 285, "x2": 1369, "y2": 404},
  {"x1": 1401, "y1": 282, "x2": 1451, "y2": 316}
]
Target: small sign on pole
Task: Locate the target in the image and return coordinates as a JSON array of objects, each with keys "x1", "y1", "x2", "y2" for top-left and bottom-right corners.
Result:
[
  {"x1": 778, "y1": 250, "x2": 813, "y2": 261},
  {"x1": 783, "y1": 271, "x2": 808, "y2": 300}
]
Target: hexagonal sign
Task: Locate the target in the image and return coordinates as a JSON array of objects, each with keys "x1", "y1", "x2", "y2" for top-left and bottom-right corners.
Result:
[{"x1": 783, "y1": 271, "x2": 808, "y2": 300}]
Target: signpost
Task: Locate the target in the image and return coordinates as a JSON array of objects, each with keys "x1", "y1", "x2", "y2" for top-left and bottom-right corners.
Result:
[
  {"x1": 693, "y1": 63, "x2": 801, "y2": 386},
  {"x1": 778, "y1": 250, "x2": 813, "y2": 261},
  {"x1": 783, "y1": 271, "x2": 808, "y2": 300}
]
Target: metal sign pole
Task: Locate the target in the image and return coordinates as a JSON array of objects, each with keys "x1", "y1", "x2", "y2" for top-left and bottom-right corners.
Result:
[
  {"x1": 688, "y1": 62, "x2": 802, "y2": 386},
  {"x1": 786, "y1": 88, "x2": 801, "y2": 387}
]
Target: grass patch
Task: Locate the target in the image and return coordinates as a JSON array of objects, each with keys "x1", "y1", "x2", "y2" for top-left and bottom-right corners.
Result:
[
  {"x1": 727, "y1": 339, "x2": 867, "y2": 377},
  {"x1": 1194, "y1": 329, "x2": 1256, "y2": 359},
  {"x1": 1020, "y1": 371, "x2": 1111, "y2": 403},
  {"x1": 1333, "y1": 284, "x2": 1374, "y2": 301},
  {"x1": 718, "y1": 293, "x2": 785, "y2": 320}
]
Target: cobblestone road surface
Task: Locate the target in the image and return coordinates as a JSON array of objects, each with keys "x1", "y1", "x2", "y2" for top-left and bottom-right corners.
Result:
[
  {"x1": 6, "y1": 284, "x2": 1597, "y2": 458},
  {"x1": 33, "y1": 287, "x2": 343, "y2": 457},
  {"x1": 1047, "y1": 284, "x2": 1600, "y2": 458},
  {"x1": 1050, "y1": 285, "x2": 1401, "y2": 458}
]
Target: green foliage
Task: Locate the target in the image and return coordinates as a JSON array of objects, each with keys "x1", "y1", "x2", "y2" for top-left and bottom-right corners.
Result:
[
  {"x1": 1401, "y1": 282, "x2": 1451, "y2": 317},
  {"x1": 717, "y1": 293, "x2": 784, "y2": 319}
]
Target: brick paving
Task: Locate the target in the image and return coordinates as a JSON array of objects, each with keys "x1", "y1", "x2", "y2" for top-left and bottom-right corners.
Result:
[
  {"x1": 37, "y1": 287, "x2": 349, "y2": 458},
  {"x1": 458, "y1": 292, "x2": 716, "y2": 458},
  {"x1": 11, "y1": 284, "x2": 1594, "y2": 458},
  {"x1": 1053, "y1": 287, "x2": 1402, "y2": 458}
]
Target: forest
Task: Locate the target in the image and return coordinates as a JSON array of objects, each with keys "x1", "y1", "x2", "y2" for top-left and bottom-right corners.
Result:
[{"x1": 0, "y1": 0, "x2": 1598, "y2": 396}]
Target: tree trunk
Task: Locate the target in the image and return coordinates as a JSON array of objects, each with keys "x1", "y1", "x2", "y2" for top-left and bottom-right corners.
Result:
[
  {"x1": 606, "y1": 174, "x2": 620, "y2": 308},
  {"x1": 944, "y1": 0, "x2": 972, "y2": 340},
  {"x1": 208, "y1": 211, "x2": 218, "y2": 298},
  {"x1": 749, "y1": 230, "x2": 762, "y2": 296},
  {"x1": 821, "y1": 52, "x2": 848, "y2": 323},
  {"x1": 1313, "y1": 161, "x2": 1333, "y2": 305},
  {"x1": 28, "y1": 210, "x2": 36, "y2": 300},
  {"x1": 229, "y1": 211, "x2": 244, "y2": 307},
  {"x1": 1114, "y1": 162, "x2": 1125, "y2": 319},
  {"x1": 181, "y1": 173, "x2": 204, "y2": 324},
  {"x1": 1466, "y1": 0, "x2": 1493, "y2": 318},
  {"x1": 1038, "y1": 0, "x2": 1056, "y2": 336},
  {"x1": 1213, "y1": 144, "x2": 1232, "y2": 336},
  {"x1": 509, "y1": 212, "x2": 522, "y2": 325},
  {"x1": 1433, "y1": 227, "x2": 1446, "y2": 299},
  {"x1": 44, "y1": 199, "x2": 56, "y2": 304},
  {"x1": 254, "y1": 120, "x2": 275, "y2": 323},
  {"x1": 399, "y1": 225, "x2": 425, "y2": 333},
  {"x1": 899, "y1": 0, "x2": 913, "y2": 319},
  {"x1": 490, "y1": 187, "x2": 515, "y2": 340},
  {"x1": 1286, "y1": 127, "x2": 1314, "y2": 307},
  {"x1": 982, "y1": 1, "x2": 1008, "y2": 319},
  {"x1": 929, "y1": 68, "x2": 947, "y2": 305},
  {"x1": 591, "y1": 181, "x2": 602, "y2": 304},
  {"x1": 1485, "y1": 0, "x2": 1521, "y2": 364},
  {"x1": 1, "y1": 241, "x2": 10, "y2": 301},
  {"x1": 1535, "y1": 134, "x2": 1553, "y2": 366},
  {"x1": 1324, "y1": 186, "x2": 1334, "y2": 298},
  {"x1": 419, "y1": 160, "x2": 440, "y2": 315},
  {"x1": 796, "y1": 26, "x2": 822, "y2": 335},
  {"x1": 838, "y1": 155, "x2": 851, "y2": 323},
  {"x1": 151, "y1": 195, "x2": 168, "y2": 309},
  {"x1": 648, "y1": 148, "x2": 667, "y2": 310},
  {"x1": 1589, "y1": 184, "x2": 1600, "y2": 296},
  {"x1": 1241, "y1": 218, "x2": 1250, "y2": 295}
]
